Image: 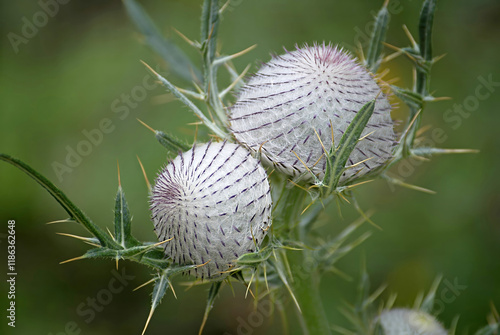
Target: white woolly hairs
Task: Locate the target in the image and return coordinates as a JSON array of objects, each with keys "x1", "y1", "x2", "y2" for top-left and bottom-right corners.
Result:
[
  {"x1": 150, "y1": 142, "x2": 272, "y2": 279},
  {"x1": 230, "y1": 43, "x2": 395, "y2": 184},
  {"x1": 378, "y1": 308, "x2": 447, "y2": 335}
]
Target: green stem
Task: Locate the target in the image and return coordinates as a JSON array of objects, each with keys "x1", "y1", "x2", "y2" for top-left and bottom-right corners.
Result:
[{"x1": 289, "y1": 249, "x2": 332, "y2": 335}]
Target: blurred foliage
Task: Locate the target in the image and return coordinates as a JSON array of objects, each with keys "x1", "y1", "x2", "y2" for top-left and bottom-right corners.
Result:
[{"x1": 0, "y1": 0, "x2": 499, "y2": 334}]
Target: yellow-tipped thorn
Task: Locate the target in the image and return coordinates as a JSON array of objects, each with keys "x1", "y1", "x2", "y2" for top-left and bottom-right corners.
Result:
[
  {"x1": 173, "y1": 27, "x2": 198, "y2": 48},
  {"x1": 356, "y1": 206, "x2": 381, "y2": 231},
  {"x1": 432, "y1": 53, "x2": 447, "y2": 64},
  {"x1": 359, "y1": 130, "x2": 376, "y2": 142},
  {"x1": 60, "y1": 255, "x2": 86, "y2": 264},
  {"x1": 228, "y1": 44, "x2": 257, "y2": 61},
  {"x1": 83, "y1": 241, "x2": 101, "y2": 247},
  {"x1": 196, "y1": 259, "x2": 211, "y2": 268},
  {"x1": 345, "y1": 157, "x2": 374, "y2": 170},
  {"x1": 141, "y1": 60, "x2": 160, "y2": 77},
  {"x1": 106, "y1": 227, "x2": 115, "y2": 239},
  {"x1": 301, "y1": 200, "x2": 315, "y2": 215},
  {"x1": 245, "y1": 270, "x2": 256, "y2": 299},
  {"x1": 168, "y1": 281, "x2": 178, "y2": 300},
  {"x1": 416, "y1": 124, "x2": 432, "y2": 137},
  {"x1": 137, "y1": 118, "x2": 156, "y2": 134},
  {"x1": 220, "y1": 63, "x2": 251, "y2": 98},
  {"x1": 141, "y1": 307, "x2": 155, "y2": 335},
  {"x1": 313, "y1": 128, "x2": 329, "y2": 155},
  {"x1": 345, "y1": 179, "x2": 373, "y2": 190},
  {"x1": 383, "y1": 50, "x2": 403, "y2": 63},
  {"x1": 429, "y1": 96, "x2": 452, "y2": 102},
  {"x1": 46, "y1": 219, "x2": 74, "y2": 225},
  {"x1": 133, "y1": 278, "x2": 156, "y2": 292},
  {"x1": 154, "y1": 237, "x2": 173, "y2": 247},
  {"x1": 219, "y1": 0, "x2": 230, "y2": 13},
  {"x1": 137, "y1": 156, "x2": 152, "y2": 192},
  {"x1": 291, "y1": 150, "x2": 315, "y2": 177},
  {"x1": 288, "y1": 179, "x2": 308, "y2": 192},
  {"x1": 338, "y1": 192, "x2": 351, "y2": 204},
  {"x1": 402, "y1": 24, "x2": 418, "y2": 48},
  {"x1": 117, "y1": 160, "x2": 121, "y2": 188},
  {"x1": 56, "y1": 232, "x2": 91, "y2": 241}
]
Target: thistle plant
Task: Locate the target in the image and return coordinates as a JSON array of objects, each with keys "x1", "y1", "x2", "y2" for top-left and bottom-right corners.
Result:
[{"x1": 1, "y1": 0, "x2": 496, "y2": 334}]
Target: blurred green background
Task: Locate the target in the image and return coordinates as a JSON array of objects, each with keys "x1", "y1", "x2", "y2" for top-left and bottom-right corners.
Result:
[{"x1": 1, "y1": 0, "x2": 499, "y2": 334}]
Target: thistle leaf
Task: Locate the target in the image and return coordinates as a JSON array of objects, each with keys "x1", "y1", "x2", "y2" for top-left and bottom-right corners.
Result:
[
  {"x1": 122, "y1": 0, "x2": 201, "y2": 82},
  {"x1": 114, "y1": 186, "x2": 141, "y2": 248},
  {"x1": 324, "y1": 99, "x2": 376, "y2": 191},
  {"x1": 391, "y1": 85, "x2": 423, "y2": 111},
  {"x1": 0, "y1": 154, "x2": 118, "y2": 249},
  {"x1": 141, "y1": 62, "x2": 228, "y2": 139},
  {"x1": 137, "y1": 118, "x2": 191, "y2": 154},
  {"x1": 365, "y1": 0, "x2": 391, "y2": 72},
  {"x1": 236, "y1": 247, "x2": 273, "y2": 266},
  {"x1": 419, "y1": 0, "x2": 437, "y2": 62},
  {"x1": 155, "y1": 131, "x2": 191, "y2": 154},
  {"x1": 199, "y1": 281, "x2": 222, "y2": 335},
  {"x1": 416, "y1": 0, "x2": 437, "y2": 96},
  {"x1": 411, "y1": 147, "x2": 479, "y2": 157},
  {"x1": 201, "y1": 0, "x2": 220, "y2": 64},
  {"x1": 142, "y1": 272, "x2": 170, "y2": 335},
  {"x1": 419, "y1": 275, "x2": 442, "y2": 313},
  {"x1": 474, "y1": 323, "x2": 499, "y2": 335},
  {"x1": 269, "y1": 257, "x2": 301, "y2": 313}
]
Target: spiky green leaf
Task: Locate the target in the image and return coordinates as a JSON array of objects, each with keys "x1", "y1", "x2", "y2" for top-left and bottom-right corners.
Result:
[
  {"x1": 199, "y1": 281, "x2": 223, "y2": 335},
  {"x1": 155, "y1": 130, "x2": 191, "y2": 154},
  {"x1": 416, "y1": 0, "x2": 437, "y2": 96},
  {"x1": 419, "y1": 0, "x2": 437, "y2": 62},
  {"x1": 237, "y1": 247, "x2": 273, "y2": 266},
  {"x1": 324, "y1": 99, "x2": 376, "y2": 191},
  {"x1": 114, "y1": 186, "x2": 141, "y2": 248},
  {"x1": 411, "y1": 147, "x2": 479, "y2": 157},
  {"x1": 0, "y1": 154, "x2": 118, "y2": 248},
  {"x1": 365, "y1": 1, "x2": 390, "y2": 72},
  {"x1": 474, "y1": 323, "x2": 499, "y2": 335},
  {"x1": 201, "y1": 0, "x2": 220, "y2": 64},
  {"x1": 391, "y1": 85, "x2": 423, "y2": 111},
  {"x1": 123, "y1": 0, "x2": 201, "y2": 82},
  {"x1": 146, "y1": 66, "x2": 228, "y2": 139},
  {"x1": 420, "y1": 276, "x2": 442, "y2": 313}
]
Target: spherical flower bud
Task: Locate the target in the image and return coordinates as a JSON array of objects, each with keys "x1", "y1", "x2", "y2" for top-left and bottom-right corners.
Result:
[
  {"x1": 150, "y1": 142, "x2": 272, "y2": 279},
  {"x1": 377, "y1": 308, "x2": 447, "y2": 335},
  {"x1": 230, "y1": 43, "x2": 395, "y2": 184}
]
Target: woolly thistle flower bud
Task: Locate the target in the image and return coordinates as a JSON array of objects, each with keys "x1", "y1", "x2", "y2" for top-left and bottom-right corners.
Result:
[
  {"x1": 230, "y1": 43, "x2": 395, "y2": 184},
  {"x1": 377, "y1": 308, "x2": 447, "y2": 335},
  {"x1": 150, "y1": 142, "x2": 272, "y2": 279}
]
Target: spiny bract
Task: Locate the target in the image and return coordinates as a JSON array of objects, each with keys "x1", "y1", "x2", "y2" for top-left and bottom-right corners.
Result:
[
  {"x1": 378, "y1": 308, "x2": 447, "y2": 335},
  {"x1": 150, "y1": 142, "x2": 272, "y2": 279},
  {"x1": 230, "y1": 43, "x2": 395, "y2": 184}
]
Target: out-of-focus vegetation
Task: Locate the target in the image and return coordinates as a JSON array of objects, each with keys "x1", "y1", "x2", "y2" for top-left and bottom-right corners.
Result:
[{"x1": 1, "y1": 0, "x2": 499, "y2": 334}]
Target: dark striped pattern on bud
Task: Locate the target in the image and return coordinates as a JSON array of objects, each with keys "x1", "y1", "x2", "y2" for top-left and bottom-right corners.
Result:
[
  {"x1": 151, "y1": 142, "x2": 272, "y2": 279},
  {"x1": 230, "y1": 43, "x2": 395, "y2": 184},
  {"x1": 378, "y1": 309, "x2": 447, "y2": 335}
]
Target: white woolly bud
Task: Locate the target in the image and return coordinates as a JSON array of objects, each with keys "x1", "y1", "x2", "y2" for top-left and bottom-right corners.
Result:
[
  {"x1": 378, "y1": 308, "x2": 447, "y2": 335},
  {"x1": 230, "y1": 43, "x2": 395, "y2": 184},
  {"x1": 150, "y1": 142, "x2": 272, "y2": 279}
]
